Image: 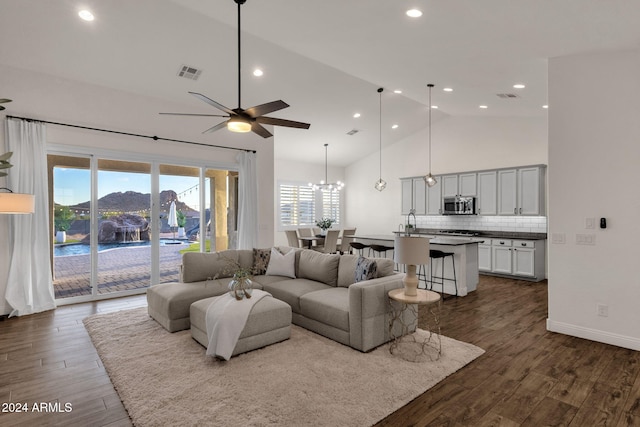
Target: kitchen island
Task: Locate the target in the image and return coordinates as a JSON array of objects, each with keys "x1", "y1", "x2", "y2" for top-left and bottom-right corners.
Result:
[{"x1": 353, "y1": 234, "x2": 484, "y2": 297}]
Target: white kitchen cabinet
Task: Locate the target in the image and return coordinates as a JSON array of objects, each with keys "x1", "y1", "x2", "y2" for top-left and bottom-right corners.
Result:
[
  {"x1": 498, "y1": 166, "x2": 545, "y2": 216},
  {"x1": 426, "y1": 177, "x2": 442, "y2": 215},
  {"x1": 442, "y1": 175, "x2": 459, "y2": 198},
  {"x1": 442, "y1": 173, "x2": 477, "y2": 197},
  {"x1": 497, "y1": 169, "x2": 517, "y2": 215},
  {"x1": 477, "y1": 171, "x2": 497, "y2": 215},
  {"x1": 484, "y1": 239, "x2": 545, "y2": 281},
  {"x1": 478, "y1": 243, "x2": 492, "y2": 272},
  {"x1": 491, "y1": 240, "x2": 513, "y2": 274},
  {"x1": 400, "y1": 178, "x2": 426, "y2": 215}
]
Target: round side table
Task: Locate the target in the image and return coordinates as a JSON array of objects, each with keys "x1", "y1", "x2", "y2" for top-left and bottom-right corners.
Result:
[{"x1": 388, "y1": 288, "x2": 441, "y2": 362}]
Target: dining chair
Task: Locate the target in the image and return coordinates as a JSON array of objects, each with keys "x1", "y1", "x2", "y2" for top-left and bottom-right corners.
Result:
[
  {"x1": 337, "y1": 228, "x2": 357, "y2": 254},
  {"x1": 285, "y1": 230, "x2": 300, "y2": 248},
  {"x1": 314, "y1": 229, "x2": 340, "y2": 254},
  {"x1": 298, "y1": 228, "x2": 313, "y2": 238}
]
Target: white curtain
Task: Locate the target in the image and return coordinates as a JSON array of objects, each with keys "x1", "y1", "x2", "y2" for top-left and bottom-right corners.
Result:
[
  {"x1": 5, "y1": 118, "x2": 56, "y2": 316},
  {"x1": 236, "y1": 151, "x2": 258, "y2": 249}
]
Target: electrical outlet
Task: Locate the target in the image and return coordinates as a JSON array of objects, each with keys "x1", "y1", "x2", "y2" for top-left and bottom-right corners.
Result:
[
  {"x1": 585, "y1": 218, "x2": 595, "y2": 229},
  {"x1": 597, "y1": 303, "x2": 608, "y2": 317}
]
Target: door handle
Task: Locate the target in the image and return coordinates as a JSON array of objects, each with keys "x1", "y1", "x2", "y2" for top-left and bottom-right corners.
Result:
[{"x1": 514, "y1": 208, "x2": 517, "y2": 214}]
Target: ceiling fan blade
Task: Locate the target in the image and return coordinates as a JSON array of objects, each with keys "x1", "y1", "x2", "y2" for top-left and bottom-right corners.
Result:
[
  {"x1": 189, "y1": 92, "x2": 235, "y2": 115},
  {"x1": 202, "y1": 121, "x2": 229, "y2": 134},
  {"x1": 251, "y1": 122, "x2": 273, "y2": 138},
  {"x1": 0, "y1": 98, "x2": 12, "y2": 103},
  {"x1": 244, "y1": 100, "x2": 289, "y2": 118},
  {"x1": 256, "y1": 116, "x2": 311, "y2": 129},
  {"x1": 159, "y1": 112, "x2": 229, "y2": 118}
]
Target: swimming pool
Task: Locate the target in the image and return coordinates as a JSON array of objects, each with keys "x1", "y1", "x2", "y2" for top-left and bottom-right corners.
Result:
[{"x1": 54, "y1": 240, "x2": 187, "y2": 256}]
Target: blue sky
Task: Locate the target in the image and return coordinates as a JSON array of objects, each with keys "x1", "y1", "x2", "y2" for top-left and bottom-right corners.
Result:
[{"x1": 54, "y1": 168, "x2": 206, "y2": 211}]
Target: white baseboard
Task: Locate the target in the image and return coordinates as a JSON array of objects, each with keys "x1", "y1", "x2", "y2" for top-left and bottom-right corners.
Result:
[{"x1": 547, "y1": 319, "x2": 640, "y2": 351}]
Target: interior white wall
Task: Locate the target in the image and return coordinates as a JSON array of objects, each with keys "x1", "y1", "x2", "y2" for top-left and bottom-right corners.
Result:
[
  {"x1": 272, "y1": 158, "x2": 345, "y2": 247},
  {"x1": 0, "y1": 64, "x2": 275, "y2": 315},
  {"x1": 547, "y1": 49, "x2": 640, "y2": 350},
  {"x1": 344, "y1": 115, "x2": 548, "y2": 235}
]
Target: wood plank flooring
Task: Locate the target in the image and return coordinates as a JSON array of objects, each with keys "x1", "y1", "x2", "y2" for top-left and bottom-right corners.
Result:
[{"x1": 1, "y1": 276, "x2": 638, "y2": 426}]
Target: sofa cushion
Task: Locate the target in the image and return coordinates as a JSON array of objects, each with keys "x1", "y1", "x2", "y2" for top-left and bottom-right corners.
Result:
[
  {"x1": 375, "y1": 258, "x2": 395, "y2": 278},
  {"x1": 297, "y1": 250, "x2": 340, "y2": 287},
  {"x1": 266, "y1": 247, "x2": 296, "y2": 278},
  {"x1": 299, "y1": 287, "x2": 349, "y2": 332},
  {"x1": 261, "y1": 278, "x2": 331, "y2": 313},
  {"x1": 181, "y1": 250, "x2": 240, "y2": 283},
  {"x1": 252, "y1": 248, "x2": 271, "y2": 275},
  {"x1": 355, "y1": 256, "x2": 377, "y2": 282}
]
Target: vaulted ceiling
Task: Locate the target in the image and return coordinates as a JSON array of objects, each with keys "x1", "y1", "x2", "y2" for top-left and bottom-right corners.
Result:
[{"x1": 1, "y1": 0, "x2": 640, "y2": 166}]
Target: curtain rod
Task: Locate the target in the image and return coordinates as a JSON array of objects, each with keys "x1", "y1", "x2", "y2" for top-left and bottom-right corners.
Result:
[{"x1": 5, "y1": 115, "x2": 256, "y2": 154}]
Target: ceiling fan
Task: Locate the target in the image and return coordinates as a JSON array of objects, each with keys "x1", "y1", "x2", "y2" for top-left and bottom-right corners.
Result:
[
  {"x1": 161, "y1": 0, "x2": 310, "y2": 138},
  {"x1": 0, "y1": 98, "x2": 12, "y2": 111}
]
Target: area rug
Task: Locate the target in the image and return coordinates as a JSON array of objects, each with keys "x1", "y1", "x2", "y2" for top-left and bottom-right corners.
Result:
[{"x1": 84, "y1": 307, "x2": 484, "y2": 427}]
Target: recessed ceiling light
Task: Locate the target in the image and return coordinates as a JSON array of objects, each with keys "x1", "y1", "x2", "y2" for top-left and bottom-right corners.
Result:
[
  {"x1": 513, "y1": 84, "x2": 525, "y2": 89},
  {"x1": 542, "y1": 105, "x2": 549, "y2": 109},
  {"x1": 406, "y1": 9, "x2": 423, "y2": 18},
  {"x1": 353, "y1": 113, "x2": 361, "y2": 118},
  {"x1": 78, "y1": 10, "x2": 94, "y2": 21},
  {"x1": 253, "y1": 69, "x2": 264, "y2": 77},
  {"x1": 392, "y1": 124, "x2": 399, "y2": 129},
  {"x1": 394, "y1": 90, "x2": 402, "y2": 94},
  {"x1": 431, "y1": 105, "x2": 438, "y2": 109},
  {"x1": 479, "y1": 105, "x2": 488, "y2": 109},
  {"x1": 443, "y1": 87, "x2": 453, "y2": 92}
]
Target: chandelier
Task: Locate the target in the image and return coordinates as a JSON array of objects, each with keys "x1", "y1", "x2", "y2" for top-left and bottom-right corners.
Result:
[{"x1": 309, "y1": 144, "x2": 344, "y2": 192}]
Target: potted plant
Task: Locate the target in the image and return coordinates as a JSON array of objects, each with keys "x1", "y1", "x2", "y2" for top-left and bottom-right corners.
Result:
[
  {"x1": 315, "y1": 217, "x2": 335, "y2": 236},
  {"x1": 54, "y1": 205, "x2": 74, "y2": 243},
  {"x1": 177, "y1": 210, "x2": 187, "y2": 238}
]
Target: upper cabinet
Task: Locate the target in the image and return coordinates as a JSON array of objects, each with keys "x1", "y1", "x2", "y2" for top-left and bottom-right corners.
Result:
[
  {"x1": 401, "y1": 165, "x2": 545, "y2": 217},
  {"x1": 442, "y1": 173, "x2": 477, "y2": 197},
  {"x1": 400, "y1": 177, "x2": 426, "y2": 215},
  {"x1": 477, "y1": 171, "x2": 497, "y2": 215},
  {"x1": 401, "y1": 176, "x2": 441, "y2": 215},
  {"x1": 497, "y1": 166, "x2": 545, "y2": 216}
]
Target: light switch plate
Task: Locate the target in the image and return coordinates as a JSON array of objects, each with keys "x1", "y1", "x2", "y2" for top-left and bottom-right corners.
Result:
[
  {"x1": 551, "y1": 233, "x2": 566, "y2": 244},
  {"x1": 585, "y1": 218, "x2": 595, "y2": 229}
]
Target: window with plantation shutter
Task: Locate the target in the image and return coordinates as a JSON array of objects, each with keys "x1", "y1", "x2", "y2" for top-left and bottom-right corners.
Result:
[{"x1": 278, "y1": 181, "x2": 342, "y2": 229}]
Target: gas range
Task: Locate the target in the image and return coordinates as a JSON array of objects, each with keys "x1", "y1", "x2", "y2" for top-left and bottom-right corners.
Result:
[{"x1": 438, "y1": 230, "x2": 479, "y2": 237}]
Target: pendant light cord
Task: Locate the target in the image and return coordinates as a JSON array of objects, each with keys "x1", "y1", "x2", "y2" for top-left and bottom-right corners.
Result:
[
  {"x1": 378, "y1": 88, "x2": 383, "y2": 180},
  {"x1": 428, "y1": 84, "x2": 434, "y2": 172},
  {"x1": 324, "y1": 143, "x2": 329, "y2": 182},
  {"x1": 237, "y1": 0, "x2": 243, "y2": 109}
]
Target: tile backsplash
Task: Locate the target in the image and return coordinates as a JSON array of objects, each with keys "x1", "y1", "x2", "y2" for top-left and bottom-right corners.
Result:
[{"x1": 400, "y1": 215, "x2": 548, "y2": 234}]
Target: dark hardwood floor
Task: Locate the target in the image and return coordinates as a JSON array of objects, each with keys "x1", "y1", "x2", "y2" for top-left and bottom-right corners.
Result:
[{"x1": 1, "y1": 276, "x2": 638, "y2": 426}]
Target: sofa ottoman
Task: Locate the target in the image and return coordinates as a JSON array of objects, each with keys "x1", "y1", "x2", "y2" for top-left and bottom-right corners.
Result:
[{"x1": 190, "y1": 295, "x2": 292, "y2": 357}]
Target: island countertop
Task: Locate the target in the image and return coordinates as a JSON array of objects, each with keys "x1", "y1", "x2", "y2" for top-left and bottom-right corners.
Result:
[{"x1": 353, "y1": 234, "x2": 485, "y2": 246}]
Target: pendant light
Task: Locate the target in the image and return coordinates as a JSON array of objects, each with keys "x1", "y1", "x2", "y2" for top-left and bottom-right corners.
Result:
[
  {"x1": 374, "y1": 87, "x2": 387, "y2": 192},
  {"x1": 423, "y1": 83, "x2": 437, "y2": 187},
  {"x1": 309, "y1": 144, "x2": 344, "y2": 192}
]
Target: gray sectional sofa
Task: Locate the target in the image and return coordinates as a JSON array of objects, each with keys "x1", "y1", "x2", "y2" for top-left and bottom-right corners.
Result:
[{"x1": 146, "y1": 247, "x2": 415, "y2": 352}]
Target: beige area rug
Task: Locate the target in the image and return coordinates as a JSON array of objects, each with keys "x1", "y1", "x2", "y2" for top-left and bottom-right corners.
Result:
[{"x1": 84, "y1": 307, "x2": 484, "y2": 427}]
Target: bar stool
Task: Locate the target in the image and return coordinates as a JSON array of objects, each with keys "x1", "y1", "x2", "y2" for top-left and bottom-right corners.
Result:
[
  {"x1": 349, "y1": 242, "x2": 370, "y2": 256},
  {"x1": 427, "y1": 250, "x2": 458, "y2": 298},
  {"x1": 369, "y1": 244, "x2": 396, "y2": 270}
]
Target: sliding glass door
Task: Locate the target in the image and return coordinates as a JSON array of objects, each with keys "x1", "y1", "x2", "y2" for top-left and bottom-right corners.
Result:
[{"x1": 50, "y1": 152, "x2": 237, "y2": 302}]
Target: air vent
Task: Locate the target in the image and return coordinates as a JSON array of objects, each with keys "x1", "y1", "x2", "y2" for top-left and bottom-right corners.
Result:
[
  {"x1": 177, "y1": 65, "x2": 202, "y2": 81},
  {"x1": 496, "y1": 93, "x2": 519, "y2": 99},
  {"x1": 346, "y1": 129, "x2": 360, "y2": 136}
]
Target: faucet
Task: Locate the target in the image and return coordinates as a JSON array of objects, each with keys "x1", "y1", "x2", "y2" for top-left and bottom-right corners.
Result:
[{"x1": 406, "y1": 209, "x2": 416, "y2": 235}]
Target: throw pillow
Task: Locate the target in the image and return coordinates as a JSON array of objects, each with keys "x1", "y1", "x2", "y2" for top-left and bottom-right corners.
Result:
[
  {"x1": 265, "y1": 247, "x2": 296, "y2": 278},
  {"x1": 297, "y1": 250, "x2": 340, "y2": 287},
  {"x1": 354, "y1": 256, "x2": 377, "y2": 283},
  {"x1": 252, "y1": 248, "x2": 271, "y2": 275}
]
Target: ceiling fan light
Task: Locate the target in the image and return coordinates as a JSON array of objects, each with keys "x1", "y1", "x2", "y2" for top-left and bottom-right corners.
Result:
[
  {"x1": 227, "y1": 117, "x2": 251, "y2": 133},
  {"x1": 424, "y1": 173, "x2": 437, "y2": 187}
]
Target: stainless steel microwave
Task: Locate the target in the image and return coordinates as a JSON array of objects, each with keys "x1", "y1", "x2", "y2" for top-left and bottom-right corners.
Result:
[{"x1": 443, "y1": 196, "x2": 476, "y2": 215}]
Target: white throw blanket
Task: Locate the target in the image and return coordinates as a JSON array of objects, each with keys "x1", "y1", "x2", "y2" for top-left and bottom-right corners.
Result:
[{"x1": 205, "y1": 289, "x2": 272, "y2": 361}]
